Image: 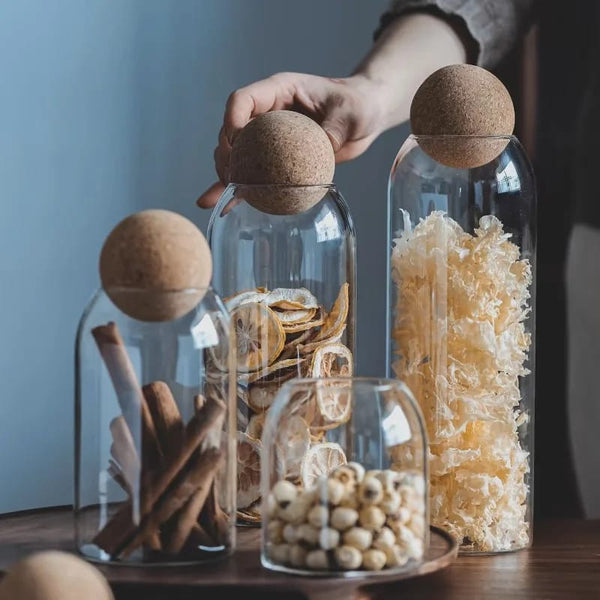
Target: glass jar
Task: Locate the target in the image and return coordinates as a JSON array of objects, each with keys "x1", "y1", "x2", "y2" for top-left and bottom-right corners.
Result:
[
  {"x1": 260, "y1": 377, "x2": 428, "y2": 576},
  {"x1": 75, "y1": 287, "x2": 236, "y2": 565},
  {"x1": 387, "y1": 135, "x2": 535, "y2": 553},
  {"x1": 208, "y1": 184, "x2": 356, "y2": 523}
]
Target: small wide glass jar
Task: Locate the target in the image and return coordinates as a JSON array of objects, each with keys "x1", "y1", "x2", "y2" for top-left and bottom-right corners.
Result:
[
  {"x1": 260, "y1": 377, "x2": 428, "y2": 576},
  {"x1": 387, "y1": 135, "x2": 536, "y2": 553},
  {"x1": 75, "y1": 287, "x2": 236, "y2": 565},
  {"x1": 208, "y1": 184, "x2": 356, "y2": 523}
]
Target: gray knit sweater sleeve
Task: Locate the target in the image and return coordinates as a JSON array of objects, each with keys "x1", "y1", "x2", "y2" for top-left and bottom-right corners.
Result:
[{"x1": 375, "y1": 0, "x2": 535, "y2": 68}]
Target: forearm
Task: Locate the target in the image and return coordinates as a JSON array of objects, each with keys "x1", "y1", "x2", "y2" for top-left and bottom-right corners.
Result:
[{"x1": 352, "y1": 13, "x2": 468, "y2": 129}]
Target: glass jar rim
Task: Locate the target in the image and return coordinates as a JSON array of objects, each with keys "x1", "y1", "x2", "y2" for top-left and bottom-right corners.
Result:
[
  {"x1": 225, "y1": 182, "x2": 337, "y2": 190},
  {"x1": 410, "y1": 133, "x2": 516, "y2": 141}
]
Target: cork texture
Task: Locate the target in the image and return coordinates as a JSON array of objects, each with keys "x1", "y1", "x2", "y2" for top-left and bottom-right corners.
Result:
[
  {"x1": 229, "y1": 110, "x2": 335, "y2": 214},
  {"x1": 99, "y1": 209, "x2": 212, "y2": 321},
  {"x1": 410, "y1": 64, "x2": 514, "y2": 168}
]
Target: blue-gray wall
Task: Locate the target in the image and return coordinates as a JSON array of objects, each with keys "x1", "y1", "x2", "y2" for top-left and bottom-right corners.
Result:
[{"x1": 0, "y1": 0, "x2": 408, "y2": 512}]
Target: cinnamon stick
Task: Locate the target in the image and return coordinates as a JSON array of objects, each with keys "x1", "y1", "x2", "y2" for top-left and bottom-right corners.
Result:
[
  {"x1": 199, "y1": 481, "x2": 230, "y2": 545},
  {"x1": 92, "y1": 322, "x2": 163, "y2": 471},
  {"x1": 107, "y1": 459, "x2": 131, "y2": 496},
  {"x1": 109, "y1": 416, "x2": 140, "y2": 492},
  {"x1": 164, "y1": 451, "x2": 224, "y2": 554},
  {"x1": 120, "y1": 447, "x2": 223, "y2": 557},
  {"x1": 143, "y1": 381, "x2": 184, "y2": 459},
  {"x1": 93, "y1": 393, "x2": 226, "y2": 556}
]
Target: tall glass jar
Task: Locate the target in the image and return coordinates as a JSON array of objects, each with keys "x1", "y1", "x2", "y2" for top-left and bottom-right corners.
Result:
[
  {"x1": 75, "y1": 287, "x2": 236, "y2": 565},
  {"x1": 260, "y1": 377, "x2": 428, "y2": 576},
  {"x1": 208, "y1": 184, "x2": 356, "y2": 523},
  {"x1": 386, "y1": 135, "x2": 536, "y2": 553}
]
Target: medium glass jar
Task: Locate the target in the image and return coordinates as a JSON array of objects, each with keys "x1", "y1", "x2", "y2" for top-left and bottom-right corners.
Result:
[
  {"x1": 75, "y1": 287, "x2": 236, "y2": 565},
  {"x1": 260, "y1": 377, "x2": 428, "y2": 576},
  {"x1": 208, "y1": 184, "x2": 356, "y2": 523},
  {"x1": 387, "y1": 135, "x2": 536, "y2": 553}
]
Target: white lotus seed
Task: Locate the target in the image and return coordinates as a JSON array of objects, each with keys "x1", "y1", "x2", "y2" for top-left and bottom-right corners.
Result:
[
  {"x1": 362, "y1": 548, "x2": 387, "y2": 571},
  {"x1": 269, "y1": 543, "x2": 290, "y2": 564},
  {"x1": 347, "y1": 462, "x2": 365, "y2": 483},
  {"x1": 373, "y1": 526, "x2": 396, "y2": 551},
  {"x1": 319, "y1": 527, "x2": 340, "y2": 550},
  {"x1": 273, "y1": 480, "x2": 298, "y2": 507},
  {"x1": 306, "y1": 549, "x2": 329, "y2": 570},
  {"x1": 297, "y1": 523, "x2": 320, "y2": 546},
  {"x1": 358, "y1": 476, "x2": 384, "y2": 505},
  {"x1": 331, "y1": 465, "x2": 356, "y2": 488},
  {"x1": 266, "y1": 493, "x2": 278, "y2": 518},
  {"x1": 342, "y1": 526, "x2": 373, "y2": 551},
  {"x1": 279, "y1": 494, "x2": 311, "y2": 524},
  {"x1": 307, "y1": 504, "x2": 329, "y2": 528},
  {"x1": 327, "y1": 478, "x2": 346, "y2": 505},
  {"x1": 266, "y1": 519, "x2": 284, "y2": 544},
  {"x1": 381, "y1": 491, "x2": 401, "y2": 515},
  {"x1": 282, "y1": 523, "x2": 299, "y2": 543},
  {"x1": 396, "y1": 506, "x2": 412, "y2": 525},
  {"x1": 334, "y1": 545, "x2": 363, "y2": 570},
  {"x1": 408, "y1": 514, "x2": 425, "y2": 538},
  {"x1": 330, "y1": 507, "x2": 359, "y2": 531},
  {"x1": 359, "y1": 505, "x2": 386, "y2": 531},
  {"x1": 289, "y1": 543, "x2": 307, "y2": 568},
  {"x1": 384, "y1": 544, "x2": 409, "y2": 568},
  {"x1": 339, "y1": 491, "x2": 359, "y2": 510}
]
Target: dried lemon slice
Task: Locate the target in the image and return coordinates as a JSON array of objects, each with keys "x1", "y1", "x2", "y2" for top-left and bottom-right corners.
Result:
[
  {"x1": 298, "y1": 327, "x2": 345, "y2": 355},
  {"x1": 309, "y1": 342, "x2": 353, "y2": 377},
  {"x1": 231, "y1": 303, "x2": 285, "y2": 373},
  {"x1": 247, "y1": 381, "x2": 282, "y2": 412},
  {"x1": 313, "y1": 282, "x2": 349, "y2": 342},
  {"x1": 225, "y1": 289, "x2": 268, "y2": 311},
  {"x1": 278, "y1": 415, "x2": 311, "y2": 480},
  {"x1": 246, "y1": 413, "x2": 265, "y2": 440},
  {"x1": 266, "y1": 287, "x2": 319, "y2": 310},
  {"x1": 282, "y1": 308, "x2": 324, "y2": 333},
  {"x1": 237, "y1": 431, "x2": 261, "y2": 509},
  {"x1": 273, "y1": 307, "x2": 317, "y2": 325},
  {"x1": 301, "y1": 442, "x2": 347, "y2": 488},
  {"x1": 245, "y1": 357, "x2": 304, "y2": 383}
]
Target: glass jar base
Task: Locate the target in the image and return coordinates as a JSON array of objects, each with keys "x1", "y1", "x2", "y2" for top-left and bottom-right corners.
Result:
[{"x1": 78, "y1": 543, "x2": 231, "y2": 567}]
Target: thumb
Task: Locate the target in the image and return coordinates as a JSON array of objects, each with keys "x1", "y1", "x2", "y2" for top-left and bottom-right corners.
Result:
[{"x1": 321, "y1": 112, "x2": 351, "y2": 154}]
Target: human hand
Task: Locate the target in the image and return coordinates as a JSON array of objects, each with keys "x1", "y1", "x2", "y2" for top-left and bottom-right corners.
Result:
[{"x1": 196, "y1": 72, "x2": 388, "y2": 208}]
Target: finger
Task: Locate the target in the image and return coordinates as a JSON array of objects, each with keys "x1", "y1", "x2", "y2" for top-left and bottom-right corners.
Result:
[
  {"x1": 223, "y1": 74, "x2": 296, "y2": 143},
  {"x1": 196, "y1": 181, "x2": 224, "y2": 208},
  {"x1": 320, "y1": 112, "x2": 351, "y2": 154}
]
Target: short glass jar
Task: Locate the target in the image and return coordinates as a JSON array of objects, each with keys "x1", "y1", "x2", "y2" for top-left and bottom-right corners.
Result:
[
  {"x1": 75, "y1": 287, "x2": 236, "y2": 565},
  {"x1": 208, "y1": 184, "x2": 356, "y2": 523},
  {"x1": 261, "y1": 377, "x2": 428, "y2": 576},
  {"x1": 387, "y1": 135, "x2": 536, "y2": 553}
]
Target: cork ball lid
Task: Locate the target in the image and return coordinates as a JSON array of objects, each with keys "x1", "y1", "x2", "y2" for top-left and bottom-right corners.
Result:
[
  {"x1": 410, "y1": 64, "x2": 515, "y2": 168},
  {"x1": 229, "y1": 110, "x2": 335, "y2": 215},
  {"x1": 99, "y1": 209, "x2": 212, "y2": 321},
  {"x1": 0, "y1": 551, "x2": 114, "y2": 600}
]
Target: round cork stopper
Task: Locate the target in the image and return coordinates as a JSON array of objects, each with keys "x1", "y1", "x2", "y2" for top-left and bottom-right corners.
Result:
[
  {"x1": 229, "y1": 110, "x2": 335, "y2": 215},
  {"x1": 0, "y1": 551, "x2": 114, "y2": 600},
  {"x1": 410, "y1": 64, "x2": 515, "y2": 168},
  {"x1": 99, "y1": 209, "x2": 212, "y2": 321}
]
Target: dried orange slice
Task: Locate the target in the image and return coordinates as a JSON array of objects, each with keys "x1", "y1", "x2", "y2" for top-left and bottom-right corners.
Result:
[
  {"x1": 301, "y1": 442, "x2": 347, "y2": 488},
  {"x1": 237, "y1": 432, "x2": 261, "y2": 509},
  {"x1": 298, "y1": 327, "x2": 345, "y2": 355},
  {"x1": 309, "y1": 342, "x2": 353, "y2": 378},
  {"x1": 245, "y1": 357, "x2": 304, "y2": 383},
  {"x1": 246, "y1": 413, "x2": 265, "y2": 440},
  {"x1": 231, "y1": 303, "x2": 285, "y2": 373},
  {"x1": 313, "y1": 282, "x2": 349, "y2": 342},
  {"x1": 266, "y1": 287, "x2": 319, "y2": 310},
  {"x1": 282, "y1": 308, "x2": 324, "y2": 333}
]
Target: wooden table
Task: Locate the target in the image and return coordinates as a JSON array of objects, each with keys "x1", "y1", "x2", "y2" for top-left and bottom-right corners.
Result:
[{"x1": 0, "y1": 508, "x2": 599, "y2": 599}]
